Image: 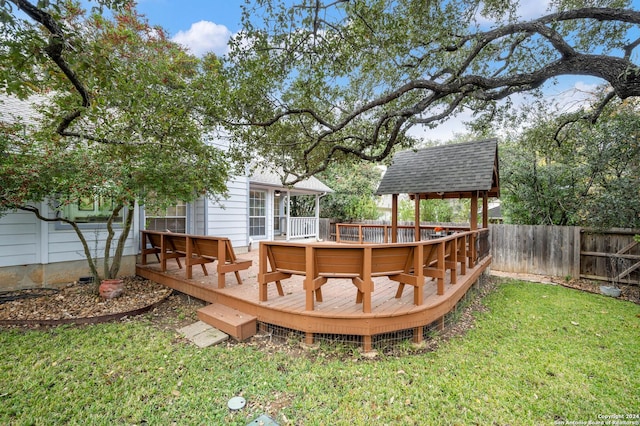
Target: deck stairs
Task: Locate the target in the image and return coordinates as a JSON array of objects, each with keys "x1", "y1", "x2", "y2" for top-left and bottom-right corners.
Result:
[{"x1": 197, "y1": 303, "x2": 257, "y2": 341}]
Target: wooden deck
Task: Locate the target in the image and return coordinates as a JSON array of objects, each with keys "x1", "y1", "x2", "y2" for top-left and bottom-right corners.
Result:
[{"x1": 136, "y1": 245, "x2": 491, "y2": 351}]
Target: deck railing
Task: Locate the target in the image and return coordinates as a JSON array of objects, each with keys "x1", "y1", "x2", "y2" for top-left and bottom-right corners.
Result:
[
  {"x1": 289, "y1": 217, "x2": 317, "y2": 239},
  {"x1": 335, "y1": 223, "x2": 491, "y2": 263},
  {"x1": 335, "y1": 223, "x2": 472, "y2": 243}
]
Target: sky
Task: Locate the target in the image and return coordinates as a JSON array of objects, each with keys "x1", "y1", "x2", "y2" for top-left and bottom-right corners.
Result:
[{"x1": 134, "y1": 0, "x2": 637, "y2": 142}]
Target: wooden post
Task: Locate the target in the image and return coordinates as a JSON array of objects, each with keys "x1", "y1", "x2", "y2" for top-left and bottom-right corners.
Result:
[
  {"x1": 362, "y1": 246, "x2": 372, "y2": 313},
  {"x1": 304, "y1": 245, "x2": 315, "y2": 311},
  {"x1": 469, "y1": 232, "x2": 477, "y2": 268},
  {"x1": 436, "y1": 240, "x2": 445, "y2": 295},
  {"x1": 217, "y1": 238, "x2": 226, "y2": 288},
  {"x1": 459, "y1": 235, "x2": 467, "y2": 276},
  {"x1": 414, "y1": 195, "x2": 421, "y2": 242},
  {"x1": 305, "y1": 332, "x2": 314, "y2": 346},
  {"x1": 363, "y1": 335, "x2": 372, "y2": 352},
  {"x1": 414, "y1": 243, "x2": 424, "y2": 305},
  {"x1": 392, "y1": 194, "x2": 398, "y2": 243},
  {"x1": 482, "y1": 191, "x2": 488, "y2": 229},
  {"x1": 160, "y1": 233, "x2": 167, "y2": 272},
  {"x1": 449, "y1": 238, "x2": 457, "y2": 285},
  {"x1": 470, "y1": 191, "x2": 478, "y2": 230},
  {"x1": 573, "y1": 227, "x2": 582, "y2": 279},
  {"x1": 258, "y1": 242, "x2": 267, "y2": 301},
  {"x1": 413, "y1": 326, "x2": 424, "y2": 345},
  {"x1": 186, "y1": 236, "x2": 193, "y2": 280}
]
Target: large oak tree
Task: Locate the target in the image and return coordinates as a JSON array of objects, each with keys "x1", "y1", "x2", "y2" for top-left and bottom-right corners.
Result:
[{"x1": 222, "y1": 0, "x2": 640, "y2": 183}]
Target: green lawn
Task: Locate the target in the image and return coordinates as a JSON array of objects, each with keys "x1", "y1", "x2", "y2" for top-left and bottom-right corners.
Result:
[{"x1": 1, "y1": 279, "x2": 639, "y2": 425}]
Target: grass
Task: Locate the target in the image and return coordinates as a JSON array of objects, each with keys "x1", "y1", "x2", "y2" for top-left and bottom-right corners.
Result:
[{"x1": 1, "y1": 279, "x2": 639, "y2": 425}]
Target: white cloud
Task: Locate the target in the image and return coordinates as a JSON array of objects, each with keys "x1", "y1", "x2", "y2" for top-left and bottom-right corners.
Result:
[
  {"x1": 475, "y1": 1, "x2": 554, "y2": 26},
  {"x1": 172, "y1": 21, "x2": 232, "y2": 56},
  {"x1": 516, "y1": 0, "x2": 553, "y2": 20},
  {"x1": 547, "y1": 80, "x2": 603, "y2": 113}
]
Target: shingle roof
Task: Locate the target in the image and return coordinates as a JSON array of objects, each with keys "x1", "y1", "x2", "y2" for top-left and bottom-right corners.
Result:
[
  {"x1": 250, "y1": 167, "x2": 333, "y2": 194},
  {"x1": 376, "y1": 138, "x2": 499, "y2": 197}
]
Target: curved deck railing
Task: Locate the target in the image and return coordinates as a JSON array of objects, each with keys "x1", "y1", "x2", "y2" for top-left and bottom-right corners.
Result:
[
  {"x1": 335, "y1": 223, "x2": 490, "y2": 259},
  {"x1": 335, "y1": 223, "x2": 472, "y2": 243},
  {"x1": 259, "y1": 229, "x2": 489, "y2": 315}
]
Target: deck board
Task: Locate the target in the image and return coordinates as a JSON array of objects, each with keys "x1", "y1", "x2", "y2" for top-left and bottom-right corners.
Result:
[{"x1": 137, "y1": 245, "x2": 491, "y2": 347}]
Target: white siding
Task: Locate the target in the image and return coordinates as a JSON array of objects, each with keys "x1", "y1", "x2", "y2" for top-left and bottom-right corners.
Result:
[
  {"x1": 0, "y1": 210, "x2": 39, "y2": 267},
  {"x1": 206, "y1": 175, "x2": 249, "y2": 248},
  {"x1": 46, "y1": 223, "x2": 137, "y2": 263},
  {"x1": 0, "y1": 204, "x2": 138, "y2": 267},
  {"x1": 194, "y1": 197, "x2": 206, "y2": 235}
]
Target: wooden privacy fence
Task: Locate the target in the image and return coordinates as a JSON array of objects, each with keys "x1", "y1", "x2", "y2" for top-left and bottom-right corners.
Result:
[{"x1": 490, "y1": 225, "x2": 640, "y2": 284}]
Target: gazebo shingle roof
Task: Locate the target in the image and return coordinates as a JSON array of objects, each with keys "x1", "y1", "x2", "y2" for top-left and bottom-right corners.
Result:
[{"x1": 376, "y1": 138, "x2": 499, "y2": 198}]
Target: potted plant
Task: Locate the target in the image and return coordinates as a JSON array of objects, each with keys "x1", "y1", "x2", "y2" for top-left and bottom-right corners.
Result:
[{"x1": 99, "y1": 278, "x2": 125, "y2": 299}]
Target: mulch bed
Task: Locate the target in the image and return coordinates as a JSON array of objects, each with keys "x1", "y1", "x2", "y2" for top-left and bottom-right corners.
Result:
[{"x1": 0, "y1": 276, "x2": 173, "y2": 325}]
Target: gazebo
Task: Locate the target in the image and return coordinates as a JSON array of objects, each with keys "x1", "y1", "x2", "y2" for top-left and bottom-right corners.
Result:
[{"x1": 376, "y1": 138, "x2": 500, "y2": 241}]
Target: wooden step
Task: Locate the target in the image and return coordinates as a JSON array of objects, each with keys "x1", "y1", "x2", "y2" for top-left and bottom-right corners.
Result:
[{"x1": 197, "y1": 303, "x2": 257, "y2": 341}]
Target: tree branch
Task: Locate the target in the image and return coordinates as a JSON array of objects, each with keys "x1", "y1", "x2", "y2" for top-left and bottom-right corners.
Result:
[{"x1": 12, "y1": 0, "x2": 91, "y2": 135}]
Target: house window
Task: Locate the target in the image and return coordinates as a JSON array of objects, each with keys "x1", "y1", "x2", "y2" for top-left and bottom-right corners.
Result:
[
  {"x1": 59, "y1": 196, "x2": 123, "y2": 227},
  {"x1": 145, "y1": 202, "x2": 187, "y2": 233},
  {"x1": 249, "y1": 190, "x2": 266, "y2": 237}
]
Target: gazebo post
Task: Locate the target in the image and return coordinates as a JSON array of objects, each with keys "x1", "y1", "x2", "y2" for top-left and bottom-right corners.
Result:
[
  {"x1": 414, "y1": 194, "x2": 421, "y2": 242},
  {"x1": 392, "y1": 194, "x2": 398, "y2": 243},
  {"x1": 482, "y1": 191, "x2": 488, "y2": 229},
  {"x1": 470, "y1": 191, "x2": 478, "y2": 230},
  {"x1": 470, "y1": 191, "x2": 479, "y2": 267}
]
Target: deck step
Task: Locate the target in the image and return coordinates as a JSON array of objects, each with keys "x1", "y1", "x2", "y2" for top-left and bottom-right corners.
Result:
[{"x1": 197, "y1": 303, "x2": 257, "y2": 341}]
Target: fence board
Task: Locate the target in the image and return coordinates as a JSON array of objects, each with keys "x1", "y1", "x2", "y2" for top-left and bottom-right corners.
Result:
[
  {"x1": 489, "y1": 224, "x2": 581, "y2": 278},
  {"x1": 579, "y1": 228, "x2": 640, "y2": 284}
]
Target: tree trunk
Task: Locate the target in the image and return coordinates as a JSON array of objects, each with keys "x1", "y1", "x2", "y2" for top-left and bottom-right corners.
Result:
[{"x1": 109, "y1": 200, "x2": 135, "y2": 279}]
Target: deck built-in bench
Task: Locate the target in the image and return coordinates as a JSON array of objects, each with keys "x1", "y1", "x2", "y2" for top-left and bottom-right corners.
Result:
[
  {"x1": 141, "y1": 231, "x2": 252, "y2": 287},
  {"x1": 258, "y1": 232, "x2": 474, "y2": 313}
]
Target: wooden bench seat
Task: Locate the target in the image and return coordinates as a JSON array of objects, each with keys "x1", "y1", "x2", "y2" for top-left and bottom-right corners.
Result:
[
  {"x1": 259, "y1": 241, "x2": 427, "y2": 313},
  {"x1": 258, "y1": 232, "x2": 474, "y2": 314},
  {"x1": 141, "y1": 230, "x2": 185, "y2": 270},
  {"x1": 140, "y1": 231, "x2": 252, "y2": 287}
]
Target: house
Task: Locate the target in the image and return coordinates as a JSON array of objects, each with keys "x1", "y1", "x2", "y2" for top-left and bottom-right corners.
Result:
[{"x1": 0, "y1": 96, "x2": 332, "y2": 289}]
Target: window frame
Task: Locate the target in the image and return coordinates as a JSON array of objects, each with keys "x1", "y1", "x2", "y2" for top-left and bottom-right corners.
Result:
[
  {"x1": 249, "y1": 190, "x2": 267, "y2": 237},
  {"x1": 54, "y1": 195, "x2": 126, "y2": 230}
]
